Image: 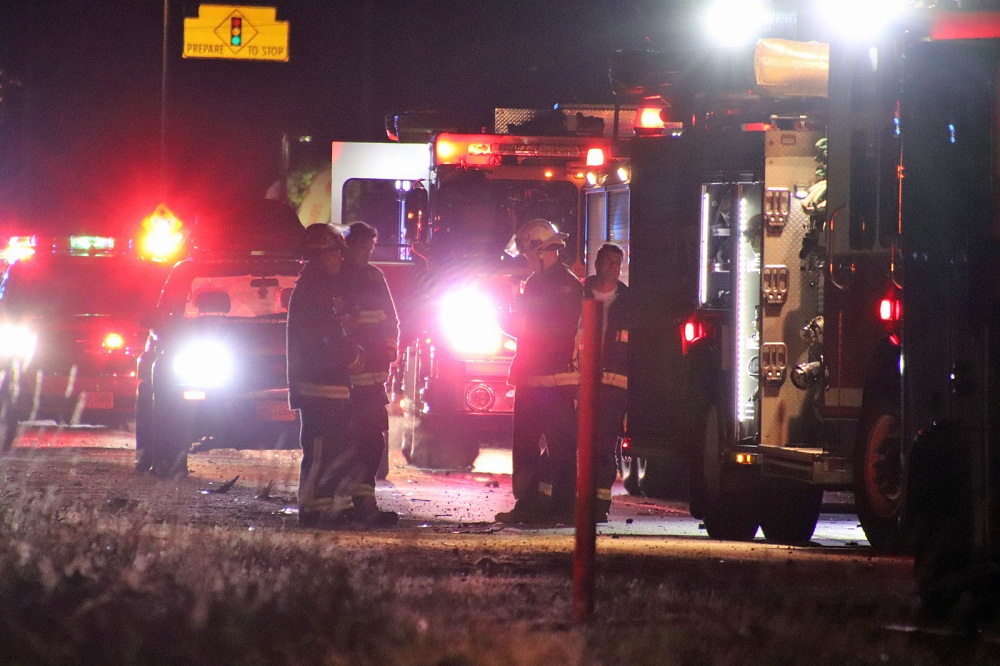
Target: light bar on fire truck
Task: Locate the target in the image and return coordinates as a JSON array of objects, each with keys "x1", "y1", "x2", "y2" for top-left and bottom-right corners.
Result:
[{"x1": 433, "y1": 133, "x2": 611, "y2": 169}]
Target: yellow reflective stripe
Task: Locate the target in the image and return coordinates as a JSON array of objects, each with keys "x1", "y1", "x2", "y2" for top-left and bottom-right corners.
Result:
[
  {"x1": 294, "y1": 382, "x2": 350, "y2": 399},
  {"x1": 354, "y1": 310, "x2": 388, "y2": 324},
  {"x1": 349, "y1": 372, "x2": 389, "y2": 386},
  {"x1": 299, "y1": 496, "x2": 354, "y2": 513},
  {"x1": 596, "y1": 488, "x2": 613, "y2": 501},
  {"x1": 601, "y1": 372, "x2": 628, "y2": 389},
  {"x1": 350, "y1": 484, "x2": 376, "y2": 498},
  {"x1": 520, "y1": 371, "x2": 580, "y2": 387}
]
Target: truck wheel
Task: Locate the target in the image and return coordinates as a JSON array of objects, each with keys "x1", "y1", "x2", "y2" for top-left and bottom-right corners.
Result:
[
  {"x1": 636, "y1": 456, "x2": 689, "y2": 500},
  {"x1": 853, "y1": 399, "x2": 903, "y2": 552},
  {"x1": 148, "y1": 396, "x2": 191, "y2": 477},
  {"x1": 617, "y1": 443, "x2": 640, "y2": 495},
  {"x1": 696, "y1": 401, "x2": 760, "y2": 541},
  {"x1": 134, "y1": 382, "x2": 154, "y2": 472},
  {"x1": 758, "y1": 478, "x2": 822, "y2": 544},
  {"x1": 403, "y1": 412, "x2": 479, "y2": 470},
  {"x1": 0, "y1": 371, "x2": 23, "y2": 453}
]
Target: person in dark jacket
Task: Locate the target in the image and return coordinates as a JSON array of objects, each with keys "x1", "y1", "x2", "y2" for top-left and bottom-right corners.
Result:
[
  {"x1": 342, "y1": 221, "x2": 399, "y2": 526},
  {"x1": 583, "y1": 243, "x2": 629, "y2": 522},
  {"x1": 495, "y1": 219, "x2": 583, "y2": 524},
  {"x1": 286, "y1": 223, "x2": 364, "y2": 528}
]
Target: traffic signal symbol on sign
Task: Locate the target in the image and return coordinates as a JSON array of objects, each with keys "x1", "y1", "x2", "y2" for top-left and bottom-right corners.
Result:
[{"x1": 230, "y1": 17, "x2": 242, "y2": 46}]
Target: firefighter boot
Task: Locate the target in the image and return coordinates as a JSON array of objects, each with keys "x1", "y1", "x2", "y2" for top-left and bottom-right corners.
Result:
[
  {"x1": 494, "y1": 493, "x2": 553, "y2": 525},
  {"x1": 351, "y1": 494, "x2": 399, "y2": 528}
]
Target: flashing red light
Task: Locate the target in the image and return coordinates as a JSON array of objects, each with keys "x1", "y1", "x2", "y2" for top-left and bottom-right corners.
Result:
[
  {"x1": 636, "y1": 97, "x2": 667, "y2": 134},
  {"x1": 930, "y1": 12, "x2": 1000, "y2": 40},
  {"x1": 2, "y1": 236, "x2": 37, "y2": 263},
  {"x1": 741, "y1": 122, "x2": 772, "y2": 132},
  {"x1": 139, "y1": 205, "x2": 185, "y2": 263},
  {"x1": 103, "y1": 332, "x2": 125, "y2": 350},
  {"x1": 586, "y1": 148, "x2": 605, "y2": 167},
  {"x1": 889, "y1": 334, "x2": 900, "y2": 347},
  {"x1": 681, "y1": 316, "x2": 708, "y2": 355},
  {"x1": 879, "y1": 297, "x2": 902, "y2": 322}
]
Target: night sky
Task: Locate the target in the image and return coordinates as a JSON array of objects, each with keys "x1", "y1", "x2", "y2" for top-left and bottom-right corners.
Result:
[{"x1": 0, "y1": 1, "x2": 695, "y2": 236}]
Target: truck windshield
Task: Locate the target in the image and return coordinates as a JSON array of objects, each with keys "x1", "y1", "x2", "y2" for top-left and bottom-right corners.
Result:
[{"x1": 434, "y1": 175, "x2": 579, "y2": 261}]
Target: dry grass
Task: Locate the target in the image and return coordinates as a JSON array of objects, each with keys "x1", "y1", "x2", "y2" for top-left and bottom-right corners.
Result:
[{"x1": 0, "y1": 453, "x2": 998, "y2": 665}]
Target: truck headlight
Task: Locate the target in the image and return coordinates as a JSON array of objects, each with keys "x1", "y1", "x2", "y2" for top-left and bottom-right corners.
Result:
[
  {"x1": 0, "y1": 324, "x2": 37, "y2": 361},
  {"x1": 439, "y1": 288, "x2": 504, "y2": 355},
  {"x1": 172, "y1": 340, "x2": 234, "y2": 387}
]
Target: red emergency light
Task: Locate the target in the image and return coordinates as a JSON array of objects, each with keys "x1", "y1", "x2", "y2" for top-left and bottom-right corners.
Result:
[
  {"x1": 930, "y1": 12, "x2": 1000, "y2": 40},
  {"x1": 434, "y1": 133, "x2": 607, "y2": 169},
  {"x1": 879, "y1": 297, "x2": 902, "y2": 322},
  {"x1": 681, "y1": 315, "x2": 709, "y2": 355}
]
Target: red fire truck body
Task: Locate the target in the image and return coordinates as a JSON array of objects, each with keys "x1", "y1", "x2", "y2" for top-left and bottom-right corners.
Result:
[{"x1": 328, "y1": 107, "x2": 632, "y2": 469}]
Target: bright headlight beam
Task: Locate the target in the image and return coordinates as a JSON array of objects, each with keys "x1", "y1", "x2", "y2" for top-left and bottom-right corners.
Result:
[
  {"x1": 439, "y1": 288, "x2": 504, "y2": 356},
  {"x1": 704, "y1": 0, "x2": 770, "y2": 47},
  {"x1": 0, "y1": 324, "x2": 37, "y2": 361},
  {"x1": 819, "y1": 0, "x2": 906, "y2": 43},
  {"x1": 172, "y1": 340, "x2": 234, "y2": 387}
]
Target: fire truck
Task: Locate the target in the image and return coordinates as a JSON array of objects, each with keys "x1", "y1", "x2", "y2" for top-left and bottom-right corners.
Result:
[
  {"x1": 611, "y1": 5, "x2": 1000, "y2": 571},
  {"x1": 326, "y1": 106, "x2": 632, "y2": 469}
]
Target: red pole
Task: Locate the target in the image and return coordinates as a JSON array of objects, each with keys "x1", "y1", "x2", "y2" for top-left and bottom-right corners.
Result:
[{"x1": 573, "y1": 298, "x2": 602, "y2": 623}]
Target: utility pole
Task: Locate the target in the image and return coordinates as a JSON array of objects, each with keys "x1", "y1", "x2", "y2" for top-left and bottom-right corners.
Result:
[{"x1": 161, "y1": 0, "x2": 170, "y2": 197}]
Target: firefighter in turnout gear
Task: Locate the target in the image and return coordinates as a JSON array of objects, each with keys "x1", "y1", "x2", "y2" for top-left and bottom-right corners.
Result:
[
  {"x1": 342, "y1": 222, "x2": 400, "y2": 526},
  {"x1": 495, "y1": 219, "x2": 583, "y2": 524},
  {"x1": 287, "y1": 223, "x2": 366, "y2": 528},
  {"x1": 582, "y1": 243, "x2": 629, "y2": 522}
]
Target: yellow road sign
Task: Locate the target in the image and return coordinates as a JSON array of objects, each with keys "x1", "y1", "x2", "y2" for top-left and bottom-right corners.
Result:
[{"x1": 183, "y1": 5, "x2": 289, "y2": 62}]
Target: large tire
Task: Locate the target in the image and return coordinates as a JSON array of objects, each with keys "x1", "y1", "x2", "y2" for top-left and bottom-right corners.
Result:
[
  {"x1": 0, "y1": 365, "x2": 25, "y2": 453},
  {"x1": 758, "y1": 477, "x2": 823, "y2": 545},
  {"x1": 134, "y1": 382, "x2": 155, "y2": 472},
  {"x1": 853, "y1": 398, "x2": 903, "y2": 552},
  {"x1": 402, "y1": 410, "x2": 479, "y2": 470},
  {"x1": 636, "y1": 455, "x2": 690, "y2": 500},
  {"x1": 695, "y1": 401, "x2": 760, "y2": 541}
]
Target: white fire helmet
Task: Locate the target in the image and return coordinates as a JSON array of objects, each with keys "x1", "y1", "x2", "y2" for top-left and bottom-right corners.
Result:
[{"x1": 505, "y1": 219, "x2": 568, "y2": 258}]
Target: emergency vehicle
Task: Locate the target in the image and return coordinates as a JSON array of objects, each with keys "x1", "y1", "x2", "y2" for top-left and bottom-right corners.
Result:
[
  {"x1": 0, "y1": 228, "x2": 178, "y2": 451},
  {"x1": 610, "y1": 5, "x2": 1000, "y2": 562},
  {"x1": 326, "y1": 106, "x2": 633, "y2": 469},
  {"x1": 133, "y1": 201, "x2": 306, "y2": 475}
]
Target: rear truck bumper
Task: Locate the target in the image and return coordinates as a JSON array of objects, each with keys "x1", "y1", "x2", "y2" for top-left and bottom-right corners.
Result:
[{"x1": 13, "y1": 372, "x2": 140, "y2": 423}]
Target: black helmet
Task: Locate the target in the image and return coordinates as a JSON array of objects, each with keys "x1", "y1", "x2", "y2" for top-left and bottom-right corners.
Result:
[{"x1": 301, "y1": 223, "x2": 345, "y2": 259}]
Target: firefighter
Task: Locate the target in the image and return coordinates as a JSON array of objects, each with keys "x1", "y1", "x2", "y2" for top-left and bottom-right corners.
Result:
[
  {"x1": 582, "y1": 243, "x2": 629, "y2": 523},
  {"x1": 342, "y1": 221, "x2": 399, "y2": 526},
  {"x1": 496, "y1": 219, "x2": 583, "y2": 524},
  {"x1": 286, "y1": 223, "x2": 364, "y2": 528}
]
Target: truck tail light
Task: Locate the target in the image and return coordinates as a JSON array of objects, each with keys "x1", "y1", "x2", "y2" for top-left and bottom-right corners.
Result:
[
  {"x1": 681, "y1": 316, "x2": 709, "y2": 355},
  {"x1": 879, "y1": 297, "x2": 902, "y2": 322}
]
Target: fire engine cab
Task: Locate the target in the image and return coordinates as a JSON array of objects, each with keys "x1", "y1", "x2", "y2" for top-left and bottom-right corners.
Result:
[
  {"x1": 326, "y1": 106, "x2": 633, "y2": 469},
  {"x1": 612, "y1": 3, "x2": 1000, "y2": 575}
]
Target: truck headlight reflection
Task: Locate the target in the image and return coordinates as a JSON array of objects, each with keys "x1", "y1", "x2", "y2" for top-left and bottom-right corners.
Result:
[
  {"x1": 0, "y1": 324, "x2": 37, "y2": 361},
  {"x1": 172, "y1": 340, "x2": 234, "y2": 387},
  {"x1": 439, "y1": 288, "x2": 504, "y2": 355}
]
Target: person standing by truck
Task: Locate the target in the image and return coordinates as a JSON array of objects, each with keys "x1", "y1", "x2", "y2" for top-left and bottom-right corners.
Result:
[
  {"x1": 342, "y1": 221, "x2": 400, "y2": 526},
  {"x1": 495, "y1": 219, "x2": 583, "y2": 525},
  {"x1": 583, "y1": 243, "x2": 629, "y2": 522},
  {"x1": 286, "y1": 223, "x2": 363, "y2": 528}
]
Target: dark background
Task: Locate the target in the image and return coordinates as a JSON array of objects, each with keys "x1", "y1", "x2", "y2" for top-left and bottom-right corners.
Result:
[{"x1": 0, "y1": 1, "x2": 696, "y2": 235}]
